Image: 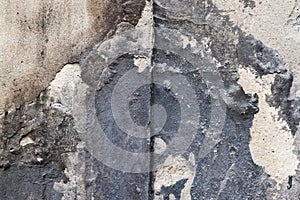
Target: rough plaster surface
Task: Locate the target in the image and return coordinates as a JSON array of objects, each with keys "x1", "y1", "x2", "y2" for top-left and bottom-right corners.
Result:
[
  {"x1": 0, "y1": 0, "x2": 145, "y2": 114},
  {"x1": 238, "y1": 68, "x2": 298, "y2": 186},
  {"x1": 1, "y1": 0, "x2": 300, "y2": 199},
  {"x1": 213, "y1": 0, "x2": 300, "y2": 95}
]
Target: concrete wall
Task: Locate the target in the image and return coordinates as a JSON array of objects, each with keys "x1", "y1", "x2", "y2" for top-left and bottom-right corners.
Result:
[{"x1": 0, "y1": 0, "x2": 300, "y2": 199}]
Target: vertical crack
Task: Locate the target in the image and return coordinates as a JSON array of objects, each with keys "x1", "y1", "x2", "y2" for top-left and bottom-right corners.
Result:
[{"x1": 147, "y1": 0, "x2": 155, "y2": 199}]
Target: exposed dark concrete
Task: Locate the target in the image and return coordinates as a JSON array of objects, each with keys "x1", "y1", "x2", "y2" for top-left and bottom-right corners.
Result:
[{"x1": 1, "y1": 0, "x2": 299, "y2": 199}]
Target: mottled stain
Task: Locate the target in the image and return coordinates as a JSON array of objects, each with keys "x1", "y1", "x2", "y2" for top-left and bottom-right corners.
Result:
[
  {"x1": 1, "y1": 0, "x2": 300, "y2": 199},
  {"x1": 0, "y1": 0, "x2": 146, "y2": 114}
]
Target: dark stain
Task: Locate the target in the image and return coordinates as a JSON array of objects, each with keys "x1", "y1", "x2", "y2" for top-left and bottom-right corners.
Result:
[
  {"x1": 0, "y1": 163, "x2": 63, "y2": 200},
  {"x1": 287, "y1": 176, "x2": 293, "y2": 189},
  {"x1": 239, "y1": 0, "x2": 256, "y2": 9},
  {"x1": 87, "y1": 0, "x2": 145, "y2": 38},
  {"x1": 0, "y1": 91, "x2": 79, "y2": 166},
  {"x1": 266, "y1": 73, "x2": 300, "y2": 135},
  {"x1": 6, "y1": 0, "x2": 147, "y2": 114},
  {"x1": 0, "y1": 92, "x2": 80, "y2": 199},
  {"x1": 159, "y1": 179, "x2": 188, "y2": 200},
  {"x1": 237, "y1": 35, "x2": 286, "y2": 76}
]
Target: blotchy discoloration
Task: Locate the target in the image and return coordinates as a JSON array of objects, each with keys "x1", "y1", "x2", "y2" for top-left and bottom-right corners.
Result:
[
  {"x1": 1, "y1": 0, "x2": 300, "y2": 199},
  {"x1": 0, "y1": 0, "x2": 146, "y2": 114},
  {"x1": 53, "y1": 142, "x2": 87, "y2": 200},
  {"x1": 238, "y1": 68, "x2": 298, "y2": 187},
  {"x1": 153, "y1": 154, "x2": 196, "y2": 200},
  {"x1": 213, "y1": 0, "x2": 300, "y2": 96}
]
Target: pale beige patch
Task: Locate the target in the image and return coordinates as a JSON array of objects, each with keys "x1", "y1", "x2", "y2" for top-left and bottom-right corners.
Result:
[
  {"x1": 181, "y1": 153, "x2": 195, "y2": 200},
  {"x1": 237, "y1": 68, "x2": 298, "y2": 186},
  {"x1": 136, "y1": 0, "x2": 154, "y2": 51},
  {"x1": 36, "y1": 157, "x2": 43, "y2": 162},
  {"x1": 169, "y1": 193, "x2": 176, "y2": 200},
  {"x1": 0, "y1": 0, "x2": 118, "y2": 114}
]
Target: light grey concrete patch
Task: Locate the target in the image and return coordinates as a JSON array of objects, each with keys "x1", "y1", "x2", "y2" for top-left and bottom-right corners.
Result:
[
  {"x1": 153, "y1": 154, "x2": 196, "y2": 200},
  {"x1": 47, "y1": 64, "x2": 83, "y2": 114},
  {"x1": 53, "y1": 142, "x2": 87, "y2": 200}
]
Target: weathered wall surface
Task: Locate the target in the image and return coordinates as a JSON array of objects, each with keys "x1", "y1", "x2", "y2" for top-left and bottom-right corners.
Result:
[
  {"x1": 213, "y1": 0, "x2": 300, "y2": 94},
  {"x1": 0, "y1": 0, "x2": 145, "y2": 113},
  {"x1": 1, "y1": 0, "x2": 300, "y2": 199}
]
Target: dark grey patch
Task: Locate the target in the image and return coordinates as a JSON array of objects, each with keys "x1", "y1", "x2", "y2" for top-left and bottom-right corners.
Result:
[
  {"x1": 95, "y1": 56, "x2": 151, "y2": 153},
  {"x1": 190, "y1": 115, "x2": 269, "y2": 200},
  {"x1": 159, "y1": 179, "x2": 188, "y2": 200},
  {"x1": 237, "y1": 35, "x2": 286, "y2": 76},
  {"x1": 239, "y1": 0, "x2": 256, "y2": 9},
  {"x1": 119, "y1": 0, "x2": 146, "y2": 25},
  {"x1": 0, "y1": 92, "x2": 79, "y2": 166},
  {"x1": 0, "y1": 92, "x2": 79, "y2": 199},
  {"x1": 267, "y1": 72, "x2": 300, "y2": 135},
  {"x1": 0, "y1": 162, "x2": 63, "y2": 200},
  {"x1": 82, "y1": 148, "x2": 150, "y2": 200},
  {"x1": 150, "y1": 44, "x2": 266, "y2": 199},
  {"x1": 288, "y1": 176, "x2": 293, "y2": 189},
  {"x1": 269, "y1": 72, "x2": 293, "y2": 105}
]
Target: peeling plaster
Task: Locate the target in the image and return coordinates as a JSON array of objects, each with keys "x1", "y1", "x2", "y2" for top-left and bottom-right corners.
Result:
[
  {"x1": 238, "y1": 67, "x2": 299, "y2": 185},
  {"x1": 133, "y1": 0, "x2": 153, "y2": 73},
  {"x1": 48, "y1": 63, "x2": 82, "y2": 114},
  {"x1": 1, "y1": 0, "x2": 300, "y2": 199},
  {"x1": 213, "y1": 0, "x2": 300, "y2": 96}
]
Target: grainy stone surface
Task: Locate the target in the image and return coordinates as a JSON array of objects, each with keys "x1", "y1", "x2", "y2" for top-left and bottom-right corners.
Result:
[{"x1": 1, "y1": 0, "x2": 300, "y2": 199}]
